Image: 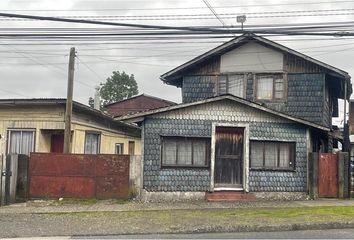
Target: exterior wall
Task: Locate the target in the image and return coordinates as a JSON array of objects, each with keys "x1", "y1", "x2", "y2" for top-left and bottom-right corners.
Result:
[
  {"x1": 143, "y1": 100, "x2": 308, "y2": 192},
  {"x1": 182, "y1": 75, "x2": 216, "y2": 103},
  {"x1": 0, "y1": 105, "x2": 65, "y2": 157},
  {"x1": 0, "y1": 105, "x2": 141, "y2": 157},
  {"x1": 106, "y1": 95, "x2": 175, "y2": 117},
  {"x1": 220, "y1": 42, "x2": 283, "y2": 73},
  {"x1": 286, "y1": 73, "x2": 325, "y2": 126},
  {"x1": 71, "y1": 122, "x2": 141, "y2": 155}
]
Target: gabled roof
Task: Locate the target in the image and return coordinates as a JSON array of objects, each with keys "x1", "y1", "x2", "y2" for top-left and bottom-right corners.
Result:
[
  {"x1": 104, "y1": 93, "x2": 176, "y2": 107},
  {"x1": 160, "y1": 33, "x2": 350, "y2": 86},
  {"x1": 117, "y1": 94, "x2": 330, "y2": 132},
  {"x1": 0, "y1": 98, "x2": 140, "y2": 136}
]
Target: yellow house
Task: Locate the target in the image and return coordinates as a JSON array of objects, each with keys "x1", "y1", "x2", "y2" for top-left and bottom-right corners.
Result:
[{"x1": 0, "y1": 99, "x2": 141, "y2": 157}]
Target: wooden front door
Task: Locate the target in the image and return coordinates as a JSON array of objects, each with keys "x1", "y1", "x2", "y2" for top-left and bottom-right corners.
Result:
[
  {"x1": 50, "y1": 134, "x2": 64, "y2": 153},
  {"x1": 318, "y1": 153, "x2": 338, "y2": 198},
  {"x1": 214, "y1": 127, "x2": 244, "y2": 189}
]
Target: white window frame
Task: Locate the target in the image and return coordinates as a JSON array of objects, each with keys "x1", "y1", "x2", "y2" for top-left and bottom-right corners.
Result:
[
  {"x1": 84, "y1": 132, "x2": 101, "y2": 154},
  {"x1": 7, "y1": 128, "x2": 36, "y2": 155}
]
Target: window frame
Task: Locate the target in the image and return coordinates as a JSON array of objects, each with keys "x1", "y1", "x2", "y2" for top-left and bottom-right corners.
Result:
[
  {"x1": 84, "y1": 131, "x2": 101, "y2": 154},
  {"x1": 115, "y1": 143, "x2": 124, "y2": 154},
  {"x1": 250, "y1": 140, "x2": 296, "y2": 171},
  {"x1": 7, "y1": 128, "x2": 36, "y2": 155},
  {"x1": 160, "y1": 136, "x2": 211, "y2": 168},
  {"x1": 217, "y1": 73, "x2": 246, "y2": 98},
  {"x1": 255, "y1": 73, "x2": 286, "y2": 101}
]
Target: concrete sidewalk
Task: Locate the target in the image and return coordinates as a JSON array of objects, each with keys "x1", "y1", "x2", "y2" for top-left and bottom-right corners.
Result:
[{"x1": 1, "y1": 198, "x2": 354, "y2": 214}]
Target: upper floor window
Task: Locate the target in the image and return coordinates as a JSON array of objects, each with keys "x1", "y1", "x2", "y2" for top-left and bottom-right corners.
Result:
[
  {"x1": 256, "y1": 74, "x2": 284, "y2": 100},
  {"x1": 218, "y1": 74, "x2": 245, "y2": 98}
]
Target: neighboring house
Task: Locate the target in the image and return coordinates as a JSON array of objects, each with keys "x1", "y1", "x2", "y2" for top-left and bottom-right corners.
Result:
[
  {"x1": 118, "y1": 33, "x2": 352, "y2": 200},
  {"x1": 0, "y1": 99, "x2": 141, "y2": 158},
  {"x1": 105, "y1": 94, "x2": 176, "y2": 117},
  {"x1": 348, "y1": 100, "x2": 354, "y2": 156}
]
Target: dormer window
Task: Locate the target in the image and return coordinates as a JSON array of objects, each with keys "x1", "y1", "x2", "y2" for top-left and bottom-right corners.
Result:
[
  {"x1": 256, "y1": 74, "x2": 284, "y2": 100},
  {"x1": 218, "y1": 74, "x2": 245, "y2": 98}
]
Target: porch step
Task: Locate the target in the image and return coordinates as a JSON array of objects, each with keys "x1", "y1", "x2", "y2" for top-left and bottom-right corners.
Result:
[{"x1": 206, "y1": 191, "x2": 256, "y2": 201}]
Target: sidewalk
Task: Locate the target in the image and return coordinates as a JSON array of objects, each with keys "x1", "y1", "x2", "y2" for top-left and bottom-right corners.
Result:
[
  {"x1": 1, "y1": 199, "x2": 354, "y2": 238},
  {"x1": 1, "y1": 198, "x2": 354, "y2": 214}
]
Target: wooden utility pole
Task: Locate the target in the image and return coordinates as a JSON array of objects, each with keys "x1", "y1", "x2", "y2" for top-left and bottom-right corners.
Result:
[{"x1": 63, "y1": 47, "x2": 75, "y2": 153}]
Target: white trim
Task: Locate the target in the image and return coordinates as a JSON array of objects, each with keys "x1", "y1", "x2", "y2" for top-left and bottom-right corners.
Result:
[{"x1": 210, "y1": 122, "x2": 250, "y2": 192}]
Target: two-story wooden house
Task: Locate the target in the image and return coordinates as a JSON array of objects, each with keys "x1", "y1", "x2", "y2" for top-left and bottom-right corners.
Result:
[{"x1": 119, "y1": 33, "x2": 351, "y2": 201}]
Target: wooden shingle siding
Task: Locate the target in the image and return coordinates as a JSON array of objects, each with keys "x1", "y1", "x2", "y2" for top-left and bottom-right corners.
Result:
[
  {"x1": 143, "y1": 100, "x2": 307, "y2": 192},
  {"x1": 286, "y1": 73, "x2": 325, "y2": 126},
  {"x1": 182, "y1": 75, "x2": 216, "y2": 103},
  {"x1": 284, "y1": 54, "x2": 326, "y2": 73}
]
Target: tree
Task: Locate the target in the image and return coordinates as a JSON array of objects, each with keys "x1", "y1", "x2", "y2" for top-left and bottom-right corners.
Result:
[{"x1": 88, "y1": 71, "x2": 139, "y2": 108}]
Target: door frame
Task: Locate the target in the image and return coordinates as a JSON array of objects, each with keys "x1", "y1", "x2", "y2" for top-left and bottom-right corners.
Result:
[{"x1": 210, "y1": 123, "x2": 249, "y2": 192}]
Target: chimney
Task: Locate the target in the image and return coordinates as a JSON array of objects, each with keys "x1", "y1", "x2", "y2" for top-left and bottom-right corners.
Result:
[{"x1": 94, "y1": 86, "x2": 100, "y2": 110}]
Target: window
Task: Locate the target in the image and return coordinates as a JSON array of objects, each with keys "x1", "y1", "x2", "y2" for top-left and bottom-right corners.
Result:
[
  {"x1": 84, "y1": 132, "x2": 100, "y2": 154},
  {"x1": 250, "y1": 141, "x2": 295, "y2": 170},
  {"x1": 115, "y1": 143, "x2": 124, "y2": 154},
  {"x1": 256, "y1": 74, "x2": 284, "y2": 100},
  {"x1": 218, "y1": 74, "x2": 245, "y2": 98},
  {"x1": 161, "y1": 136, "x2": 210, "y2": 167},
  {"x1": 7, "y1": 129, "x2": 35, "y2": 155}
]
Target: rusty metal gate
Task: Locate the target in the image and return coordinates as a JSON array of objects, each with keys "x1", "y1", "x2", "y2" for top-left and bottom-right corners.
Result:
[
  {"x1": 318, "y1": 153, "x2": 338, "y2": 198},
  {"x1": 29, "y1": 153, "x2": 130, "y2": 199}
]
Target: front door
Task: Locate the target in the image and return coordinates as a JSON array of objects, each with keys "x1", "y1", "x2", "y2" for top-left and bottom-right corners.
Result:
[
  {"x1": 214, "y1": 126, "x2": 244, "y2": 189},
  {"x1": 51, "y1": 134, "x2": 64, "y2": 153}
]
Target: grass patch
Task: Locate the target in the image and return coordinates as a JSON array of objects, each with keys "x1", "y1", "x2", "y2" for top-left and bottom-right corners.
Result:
[{"x1": 53, "y1": 198, "x2": 98, "y2": 205}]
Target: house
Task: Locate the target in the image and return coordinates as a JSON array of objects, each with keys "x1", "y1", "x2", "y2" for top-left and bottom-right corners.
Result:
[
  {"x1": 0, "y1": 99, "x2": 141, "y2": 157},
  {"x1": 105, "y1": 94, "x2": 176, "y2": 117},
  {"x1": 118, "y1": 33, "x2": 352, "y2": 201}
]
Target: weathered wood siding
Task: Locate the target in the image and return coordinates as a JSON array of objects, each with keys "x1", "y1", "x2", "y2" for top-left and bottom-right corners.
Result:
[
  {"x1": 0, "y1": 105, "x2": 141, "y2": 156},
  {"x1": 220, "y1": 42, "x2": 283, "y2": 72},
  {"x1": 143, "y1": 100, "x2": 307, "y2": 192},
  {"x1": 182, "y1": 75, "x2": 216, "y2": 103},
  {"x1": 286, "y1": 73, "x2": 326, "y2": 126},
  {"x1": 179, "y1": 42, "x2": 332, "y2": 127}
]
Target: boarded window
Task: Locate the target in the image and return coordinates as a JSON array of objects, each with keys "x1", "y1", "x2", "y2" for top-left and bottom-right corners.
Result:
[
  {"x1": 85, "y1": 132, "x2": 100, "y2": 154},
  {"x1": 218, "y1": 74, "x2": 245, "y2": 98},
  {"x1": 8, "y1": 129, "x2": 35, "y2": 155},
  {"x1": 256, "y1": 74, "x2": 284, "y2": 100},
  {"x1": 250, "y1": 141, "x2": 295, "y2": 170},
  {"x1": 161, "y1": 137, "x2": 210, "y2": 167},
  {"x1": 115, "y1": 143, "x2": 124, "y2": 154}
]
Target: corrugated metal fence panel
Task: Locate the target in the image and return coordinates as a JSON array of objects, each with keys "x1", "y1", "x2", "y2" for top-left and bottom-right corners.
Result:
[{"x1": 29, "y1": 153, "x2": 130, "y2": 199}]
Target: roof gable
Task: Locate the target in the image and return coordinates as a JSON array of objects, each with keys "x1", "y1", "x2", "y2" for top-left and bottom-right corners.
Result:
[{"x1": 160, "y1": 33, "x2": 350, "y2": 86}]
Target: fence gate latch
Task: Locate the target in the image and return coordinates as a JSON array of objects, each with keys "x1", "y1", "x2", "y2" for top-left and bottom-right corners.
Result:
[{"x1": 1, "y1": 171, "x2": 12, "y2": 177}]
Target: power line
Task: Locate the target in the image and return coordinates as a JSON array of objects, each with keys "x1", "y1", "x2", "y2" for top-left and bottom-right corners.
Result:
[{"x1": 2, "y1": 0, "x2": 354, "y2": 12}]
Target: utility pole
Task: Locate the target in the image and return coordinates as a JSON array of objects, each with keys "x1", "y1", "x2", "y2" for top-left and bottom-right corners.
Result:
[{"x1": 63, "y1": 47, "x2": 75, "y2": 153}]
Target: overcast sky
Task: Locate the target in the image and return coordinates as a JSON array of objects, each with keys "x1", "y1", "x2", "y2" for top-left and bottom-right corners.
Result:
[{"x1": 0, "y1": 0, "x2": 354, "y2": 125}]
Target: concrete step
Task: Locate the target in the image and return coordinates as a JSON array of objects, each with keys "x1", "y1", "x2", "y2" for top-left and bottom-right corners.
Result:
[{"x1": 206, "y1": 191, "x2": 256, "y2": 201}]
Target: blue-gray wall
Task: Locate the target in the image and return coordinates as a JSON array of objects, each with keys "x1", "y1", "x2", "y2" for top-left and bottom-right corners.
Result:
[
  {"x1": 181, "y1": 73, "x2": 329, "y2": 127},
  {"x1": 143, "y1": 117, "x2": 307, "y2": 192}
]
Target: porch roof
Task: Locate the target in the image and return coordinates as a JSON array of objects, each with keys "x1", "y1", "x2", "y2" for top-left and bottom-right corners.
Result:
[{"x1": 117, "y1": 94, "x2": 330, "y2": 132}]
